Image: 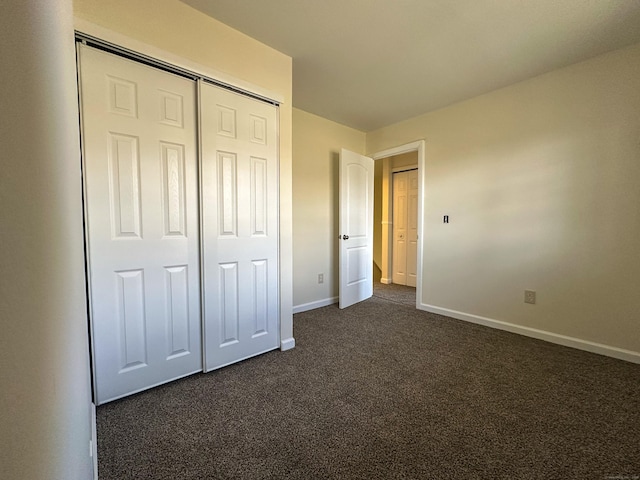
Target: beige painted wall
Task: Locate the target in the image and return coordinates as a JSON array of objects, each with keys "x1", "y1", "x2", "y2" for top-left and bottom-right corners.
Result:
[
  {"x1": 390, "y1": 152, "x2": 419, "y2": 169},
  {"x1": 292, "y1": 108, "x2": 366, "y2": 308},
  {"x1": 0, "y1": 1, "x2": 93, "y2": 478},
  {"x1": 73, "y1": 0, "x2": 295, "y2": 342},
  {"x1": 367, "y1": 42, "x2": 640, "y2": 355}
]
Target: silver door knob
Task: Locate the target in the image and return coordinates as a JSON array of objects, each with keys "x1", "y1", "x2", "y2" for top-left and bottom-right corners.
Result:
[{"x1": 342, "y1": 235, "x2": 349, "y2": 240}]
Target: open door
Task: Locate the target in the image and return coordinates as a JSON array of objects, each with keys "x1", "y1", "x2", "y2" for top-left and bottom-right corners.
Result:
[{"x1": 339, "y1": 149, "x2": 374, "y2": 308}]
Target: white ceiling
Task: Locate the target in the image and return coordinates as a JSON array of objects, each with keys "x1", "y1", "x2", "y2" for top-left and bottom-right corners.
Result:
[{"x1": 181, "y1": 0, "x2": 640, "y2": 131}]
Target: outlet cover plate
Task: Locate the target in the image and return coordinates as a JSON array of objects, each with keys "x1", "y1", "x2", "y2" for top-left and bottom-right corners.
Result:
[{"x1": 524, "y1": 290, "x2": 536, "y2": 304}]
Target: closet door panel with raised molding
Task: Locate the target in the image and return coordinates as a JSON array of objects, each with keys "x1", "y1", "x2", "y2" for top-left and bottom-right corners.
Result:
[
  {"x1": 80, "y1": 45, "x2": 201, "y2": 404},
  {"x1": 200, "y1": 82, "x2": 279, "y2": 371}
]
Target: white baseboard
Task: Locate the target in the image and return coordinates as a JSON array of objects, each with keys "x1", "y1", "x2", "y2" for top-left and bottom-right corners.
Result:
[
  {"x1": 419, "y1": 303, "x2": 640, "y2": 364},
  {"x1": 380, "y1": 277, "x2": 391, "y2": 285},
  {"x1": 293, "y1": 296, "x2": 338, "y2": 314},
  {"x1": 91, "y1": 402, "x2": 98, "y2": 480},
  {"x1": 280, "y1": 337, "x2": 296, "y2": 351}
]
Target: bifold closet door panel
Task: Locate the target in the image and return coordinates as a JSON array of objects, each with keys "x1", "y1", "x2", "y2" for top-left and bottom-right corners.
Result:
[
  {"x1": 391, "y1": 170, "x2": 418, "y2": 287},
  {"x1": 79, "y1": 45, "x2": 202, "y2": 404},
  {"x1": 200, "y1": 82, "x2": 280, "y2": 371}
]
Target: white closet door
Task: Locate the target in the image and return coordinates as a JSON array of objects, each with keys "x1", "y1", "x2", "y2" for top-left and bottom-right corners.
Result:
[
  {"x1": 80, "y1": 45, "x2": 201, "y2": 404},
  {"x1": 392, "y1": 169, "x2": 418, "y2": 287},
  {"x1": 200, "y1": 82, "x2": 279, "y2": 371},
  {"x1": 392, "y1": 171, "x2": 409, "y2": 286}
]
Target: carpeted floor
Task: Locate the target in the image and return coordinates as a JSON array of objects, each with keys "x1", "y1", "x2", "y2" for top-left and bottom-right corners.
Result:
[
  {"x1": 97, "y1": 286, "x2": 640, "y2": 479},
  {"x1": 373, "y1": 281, "x2": 416, "y2": 306}
]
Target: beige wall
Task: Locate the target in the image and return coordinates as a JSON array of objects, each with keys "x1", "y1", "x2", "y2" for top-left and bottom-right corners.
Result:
[
  {"x1": 292, "y1": 108, "x2": 366, "y2": 309},
  {"x1": 367, "y1": 42, "x2": 640, "y2": 356},
  {"x1": 0, "y1": 1, "x2": 93, "y2": 478},
  {"x1": 73, "y1": 0, "x2": 295, "y2": 342},
  {"x1": 390, "y1": 152, "x2": 419, "y2": 169}
]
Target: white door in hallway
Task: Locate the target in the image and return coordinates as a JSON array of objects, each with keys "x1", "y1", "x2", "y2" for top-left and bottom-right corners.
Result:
[
  {"x1": 339, "y1": 149, "x2": 374, "y2": 308},
  {"x1": 200, "y1": 82, "x2": 280, "y2": 371},
  {"x1": 80, "y1": 45, "x2": 202, "y2": 404},
  {"x1": 392, "y1": 169, "x2": 418, "y2": 287}
]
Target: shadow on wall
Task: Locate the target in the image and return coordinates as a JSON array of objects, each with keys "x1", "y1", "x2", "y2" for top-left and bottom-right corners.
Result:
[{"x1": 373, "y1": 261, "x2": 382, "y2": 282}]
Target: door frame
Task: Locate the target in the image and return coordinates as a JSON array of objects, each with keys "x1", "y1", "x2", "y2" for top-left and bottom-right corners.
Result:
[{"x1": 372, "y1": 140, "x2": 425, "y2": 308}]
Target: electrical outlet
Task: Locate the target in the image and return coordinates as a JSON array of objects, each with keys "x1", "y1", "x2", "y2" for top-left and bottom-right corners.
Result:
[
  {"x1": 318, "y1": 273, "x2": 324, "y2": 284},
  {"x1": 524, "y1": 290, "x2": 536, "y2": 304}
]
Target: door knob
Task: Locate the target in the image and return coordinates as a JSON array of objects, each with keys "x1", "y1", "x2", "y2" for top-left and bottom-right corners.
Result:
[{"x1": 343, "y1": 235, "x2": 349, "y2": 240}]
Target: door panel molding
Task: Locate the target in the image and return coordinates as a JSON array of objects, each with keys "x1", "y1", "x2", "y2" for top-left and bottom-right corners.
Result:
[
  {"x1": 80, "y1": 45, "x2": 202, "y2": 404},
  {"x1": 339, "y1": 149, "x2": 374, "y2": 309},
  {"x1": 200, "y1": 82, "x2": 280, "y2": 372}
]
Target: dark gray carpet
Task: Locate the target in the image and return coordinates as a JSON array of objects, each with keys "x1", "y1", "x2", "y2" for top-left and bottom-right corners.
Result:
[
  {"x1": 373, "y1": 281, "x2": 416, "y2": 306},
  {"x1": 97, "y1": 291, "x2": 640, "y2": 479}
]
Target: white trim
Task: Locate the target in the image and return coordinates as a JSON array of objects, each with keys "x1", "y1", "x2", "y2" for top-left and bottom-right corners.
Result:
[
  {"x1": 91, "y1": 402, "x2": 98, "y2": 480},
  {"x1": 371, "y1": 140, "x2": 426, "y2": 309},
  {"x1": 196, "y1": 79, "x2": 208, "y2": 377},
  {"x1": 73, "y1": 18, "x2": 284, "y2": 105},
  {"x1": 276, "y1": 106, "x2": 290, "y2": 352},
  {"x1": 293, "y1": 296, "x2": 338, "y2": 314},
  {"x1": 380, "y1": 277, "x2": 392, "y2": 285},
  {"x1": 280, "y1": 337, "x2": 296, "y2": 351},
  {"x1": 372, "y1": 141, "x2": 424, "y2": 161},
  {"x1": 419, "y1": 303, "x2": 640, "y2": 364},
  {"x1": 76, "y1": 45, "x2": 100, "y2": 405}
]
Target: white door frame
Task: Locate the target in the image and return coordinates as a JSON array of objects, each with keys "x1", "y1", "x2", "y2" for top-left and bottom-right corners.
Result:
[{"x1": 372, "y1": 140, "x2": 425, "y2": 308}]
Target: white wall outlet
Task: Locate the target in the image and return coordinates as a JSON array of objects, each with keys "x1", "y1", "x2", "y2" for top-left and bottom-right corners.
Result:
[
  {"x1": 318, "y1": 273, "x2": 324, "y2": 284},
  {"x1": 524, "y1": 290, "x2": 536, "y2": 304}
]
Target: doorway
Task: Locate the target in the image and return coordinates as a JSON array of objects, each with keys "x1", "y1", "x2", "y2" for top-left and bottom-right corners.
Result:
[{"x1": 371, "y1": 141, "x2": 425, "y2": 308}]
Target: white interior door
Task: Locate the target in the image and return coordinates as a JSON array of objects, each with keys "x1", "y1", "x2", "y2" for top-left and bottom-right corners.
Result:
[
  {"x1": 200, "y1": 82, "x2": 279, "y2": 371},
  {"x1": 392, "y1": 169, "x2": 418, "y2": 287},
  {"x1": 392, "y1": 171, "x2": 408, "y2": 285},
  {"x1": 339, "y1": 149, "x2": 374, "y2": 309},
  {"x1": 80, "y1": 45, "x2": 201, "y2": 404}
]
